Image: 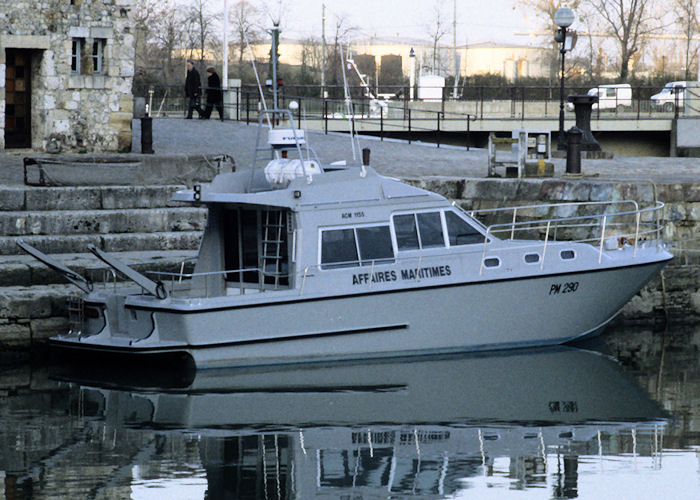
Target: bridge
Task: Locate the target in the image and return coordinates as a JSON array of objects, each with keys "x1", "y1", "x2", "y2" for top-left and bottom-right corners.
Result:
[{"x1": 139, "y1": 83, "x2": 700, "y2": 154}]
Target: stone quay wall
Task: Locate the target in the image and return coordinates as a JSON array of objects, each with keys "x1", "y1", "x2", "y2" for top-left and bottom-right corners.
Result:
[{"x1": 0, "y1": 0, "x2": 135, "y2": 152}]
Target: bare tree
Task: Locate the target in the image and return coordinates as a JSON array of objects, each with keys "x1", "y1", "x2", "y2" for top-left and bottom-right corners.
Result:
[
  {"x1": 136, "y1": 0, "x2": 187, "y2": 86},
  {"x1": 521, "y1": 0, "x2": 584, "y2": 35},
  {"x1": 587, "y1": 0, "x2": 660, "y2": 81},
  {"x1": 423, "y1": 0, "x2": 449, "y2": 73},
  {"x1": 327, "y1": 14, "x2": 356, "y2": 92},
  {"x1": 675, "y1": 0, "x2": 700, "y2": 80},
  {"x1": 230, "y1": 0, "x2": 263, "y2": 67},
  {"x1": 299, "y1": 37, "x2": 322, "y2": 85},
  {"x1": 185, "y1": 0, "x2": 216, "y2": 66},
  {"x1": 518, "y1": 0, "x2": 583, "y2": 80},
  {"x1": 133, "y1": 0, "x2": 162, "y2": 85},
  {"x1": 576, "y1": 3, "x2": 607, "y2": 80}
]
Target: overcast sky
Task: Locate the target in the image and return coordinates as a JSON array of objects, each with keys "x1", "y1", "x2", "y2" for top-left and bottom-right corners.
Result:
[{"x1": 196, "y1": 0, "x2": 547, "y2": 46}]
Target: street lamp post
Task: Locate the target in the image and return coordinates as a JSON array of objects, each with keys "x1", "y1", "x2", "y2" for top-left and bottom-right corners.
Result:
[{"x1": 554, "y1": 7, "x2": 575, "y2": 151}]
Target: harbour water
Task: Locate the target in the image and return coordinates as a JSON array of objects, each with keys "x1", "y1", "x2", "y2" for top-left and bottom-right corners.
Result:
[{"x1": 1, "y1": 323, "x2": 698, "y2": 499}]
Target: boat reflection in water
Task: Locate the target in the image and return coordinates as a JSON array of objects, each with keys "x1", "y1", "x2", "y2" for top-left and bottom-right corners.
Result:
[{"x1": 55, "y1": 342, "x2": 671, "y2": 499}]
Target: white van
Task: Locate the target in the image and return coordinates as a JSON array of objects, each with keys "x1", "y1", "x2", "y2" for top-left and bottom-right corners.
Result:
[
  {"x1": 589, "y1": 84, "x2": 632, "y2": 110},
  {"x1": 566, "y1": 84, "x2": 632, "y2": 111},
  {"x1": 651, "y1": 81, "x2": 687, "y2": 111}
]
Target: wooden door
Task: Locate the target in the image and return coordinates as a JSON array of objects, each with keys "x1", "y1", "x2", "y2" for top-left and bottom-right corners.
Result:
[{"x1": 4, "y1": 49, "x2": 32, "y2": 148}]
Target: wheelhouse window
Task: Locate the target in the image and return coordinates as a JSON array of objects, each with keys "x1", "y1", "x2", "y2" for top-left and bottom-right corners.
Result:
[
  {"x1": 445, "y1": 211, "x2": 485, "y2": 245},
  {"x1": 416, "y1": 212, "x2": 444, "y2": 248},
  {"x1": 321, "y1": 225, "x2": 394, "y2": 269},
  {"x1": 393, "y1": 212, "x2": 445, "y2": 250},
  {"x1": 394, "y1": 214, "x2": 419, "y2": 250},
  {"x1": 321, "y1": 229, "x2": 358, "y2": 268},
  {"x1": 356, "y1": 226, "x2": 394, "y2": 263}
]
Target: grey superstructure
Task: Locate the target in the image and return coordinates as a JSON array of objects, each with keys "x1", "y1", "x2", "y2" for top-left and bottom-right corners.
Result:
[{"x1": 22, "y1": 110, "x2": 672, "y2": 369}]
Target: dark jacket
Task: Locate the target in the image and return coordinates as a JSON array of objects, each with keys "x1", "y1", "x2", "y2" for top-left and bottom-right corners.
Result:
[
  {"x1": 185, "y1": 67, "x2": 201, "y2": 98},
  {"x1": 206, "y1": 72, "x2": 222, "y2": 104}
]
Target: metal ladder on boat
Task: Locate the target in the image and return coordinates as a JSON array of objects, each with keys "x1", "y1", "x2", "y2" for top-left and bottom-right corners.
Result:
[
  {"x1": 260, "y1": 209, "x2": 286, "y2": 290},
  {"x1": 66, "y1": 294, "x2": 84, "y2": 335}
]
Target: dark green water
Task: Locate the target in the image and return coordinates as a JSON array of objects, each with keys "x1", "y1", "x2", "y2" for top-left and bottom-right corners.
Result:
[{"x1": 1, "y1": 324, "x2": 698, "y2": 499}]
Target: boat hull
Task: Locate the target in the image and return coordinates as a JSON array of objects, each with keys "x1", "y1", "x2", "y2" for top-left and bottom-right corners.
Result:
[{"x1": 51, "y1": 259, "x2": 669, "y2": 369}]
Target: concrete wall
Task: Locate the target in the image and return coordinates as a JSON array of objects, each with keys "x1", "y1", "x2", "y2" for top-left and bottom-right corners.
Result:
[{"x1": 676, "y1": 117, "x2": 700, "y2": 149}]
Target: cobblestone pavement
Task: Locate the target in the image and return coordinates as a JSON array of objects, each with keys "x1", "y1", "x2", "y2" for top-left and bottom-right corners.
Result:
[{"x1": 1, "y1": 117, "x2": 699, "y2": 186}]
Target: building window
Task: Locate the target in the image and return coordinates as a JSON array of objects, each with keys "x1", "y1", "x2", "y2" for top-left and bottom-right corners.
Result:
[
  {"x1": 92, "y1": 39, "x2": 105, "y2": 74},
  {"x1": 71, "y1": 38, "x2": 83, "y2": 74}
]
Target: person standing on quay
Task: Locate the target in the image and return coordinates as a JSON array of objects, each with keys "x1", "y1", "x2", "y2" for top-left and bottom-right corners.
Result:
[
  {"x1": 200, "y1": 66, "x2": 224, "y2": 121},
  {"x1": 184, "y1": 60, "x2": 203, "y2": 119}
]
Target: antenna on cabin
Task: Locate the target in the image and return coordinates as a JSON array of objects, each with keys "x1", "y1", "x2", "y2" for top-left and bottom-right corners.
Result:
[
  {"x1": 243, "y1": 30, "x2": 272, "y2": 129},
  {"x1": 340, "y1": 46, "x2": 360, "y2": 162},
  {"x1": 340, "y1": 47, "x2": 360, "y2": 164}
]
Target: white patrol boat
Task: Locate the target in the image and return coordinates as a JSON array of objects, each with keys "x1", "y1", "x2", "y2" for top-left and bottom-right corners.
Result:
[{"x1": 20, "y1": 109, "x2": 672, "y2": 369}]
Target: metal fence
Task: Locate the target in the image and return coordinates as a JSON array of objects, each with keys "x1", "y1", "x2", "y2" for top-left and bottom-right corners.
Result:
[
  {"x1": 134, "y1": 83, "x2": 699, "y2": 142},
  {"x1": 136, "y1": 84, "x2": 478, "y2": 148}
]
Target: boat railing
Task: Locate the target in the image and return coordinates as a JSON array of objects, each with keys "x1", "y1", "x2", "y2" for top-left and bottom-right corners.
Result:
[
  {"x1": 146, "y1": 267, "x2": 290, "y2": 297},
  {"x1": 459, "y1": 199, "x2": 640, "y2": 228},
  {"x1": 85, "y1": 266, "x2": 118, "y2": 293},
  {"x1": 476, "y1": 200, "x2": 665, "y2": 274},
  {"x1": 84, "y1": 256, "x2": 198, "y2": 295}
]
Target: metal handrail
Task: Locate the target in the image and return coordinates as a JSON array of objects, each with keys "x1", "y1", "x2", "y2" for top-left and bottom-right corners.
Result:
[
  {"x1": 468, "y1": 199, "x2": 640, "y2": 217},
  {"x1": 146, "y1": 266, "x2": 292, "y2": 297},
  {"x1": 480, "y1": 201, "x2": 663, "y2": 234},
  {"x1": 85, "y1": 266, "x2": 118, "y2": 293},
  {"x1": 477, "y1": 201, "x2": 665, "y2": 274}
]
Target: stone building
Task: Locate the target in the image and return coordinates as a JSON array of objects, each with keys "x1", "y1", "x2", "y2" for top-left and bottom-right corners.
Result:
[{"x1": 0, "y1": 0, "x2": 135, "y2": 153}]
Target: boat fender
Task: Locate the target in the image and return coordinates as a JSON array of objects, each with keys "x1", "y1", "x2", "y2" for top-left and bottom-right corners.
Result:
[{"x1": 604, "y1": 235, "x2": 622, "y2": 250}]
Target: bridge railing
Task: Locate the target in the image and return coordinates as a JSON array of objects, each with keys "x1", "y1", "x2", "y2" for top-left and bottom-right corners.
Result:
[
  {"x1": 229, "y1": 85, "x2": 478, "y2": 149},
  {"x1": 133, "y1": 83, "x2": 699, "y2": 133}
]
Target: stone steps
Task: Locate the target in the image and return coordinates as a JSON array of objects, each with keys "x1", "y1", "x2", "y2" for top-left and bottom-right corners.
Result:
[
  {"x1": 0, "y1": 231, "x2": 203, "y2": 255},
  {"x1": 0, "y1": 283, "x2": 75, "y2": 348},
  {"x1": 0, "y1": 250, "x2": 197, "y2": 287},
  {"x1": 0, "y1": 207, "x2": 207, "y2": 237},
  {"x1": 0, "y1": 185, "x2": 190, "y2": 211},
  {"x1": 0, "y1": 184, "x2": 206, "y2": 256},
  {"x1": 0, "y1": 183, "x2": 206, "y2": 350}
]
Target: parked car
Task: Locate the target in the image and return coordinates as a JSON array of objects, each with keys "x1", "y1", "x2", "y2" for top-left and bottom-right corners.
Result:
[
  {"x1": 651, "y1": 81, "x2": 687, "y2": 111},
  {"x1": 566, "y1": 84, "x2": 632, "y2": 111}
]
